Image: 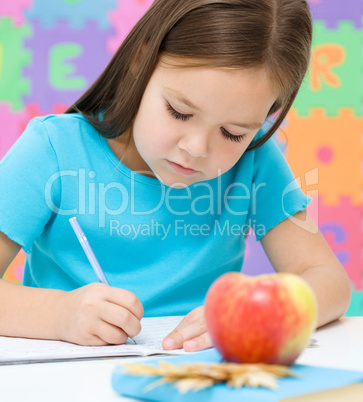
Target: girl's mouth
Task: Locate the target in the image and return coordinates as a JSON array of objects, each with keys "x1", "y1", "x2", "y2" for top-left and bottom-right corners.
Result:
[{"x1": 167, "y1": 160, "x2": 199, "y2": 175}]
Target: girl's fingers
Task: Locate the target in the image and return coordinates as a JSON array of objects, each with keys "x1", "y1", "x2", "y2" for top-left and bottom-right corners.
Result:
[
  {"x1": 175, "y1": 306, "x2": 205, "y2": 330},
  {"x1": 162, "y1": 307, "x2": 207, "y2": 350},
  {"x1": 183, "y1": 331, "x2": 213, "y2": 352},
  {"x1": 92, "y1": 319, "x2": 129, "y2": 345},
  {"x1": 104, "y1": 285, "x2": 144, "y2": 320},
  {"x1": 85, "y1": 334, "x2": 109, "y2": 347},
  {"x1": 98, "y1": 300, "x2": 142, "y2": 339}
]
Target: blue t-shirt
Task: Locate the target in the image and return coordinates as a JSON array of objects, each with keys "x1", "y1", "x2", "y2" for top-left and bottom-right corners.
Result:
[{"x1": 0, "y1": 114, "x2": 310, "y2": 316}]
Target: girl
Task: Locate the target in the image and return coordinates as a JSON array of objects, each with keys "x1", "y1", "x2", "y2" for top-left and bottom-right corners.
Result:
[{"x1": 0, "y1": 0, "x2": 351, "y2": 352}]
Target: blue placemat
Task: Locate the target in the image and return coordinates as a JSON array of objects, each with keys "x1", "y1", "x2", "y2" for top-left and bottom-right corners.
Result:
[{"x1": 111, "y1": 349, "x2": 363, "y2": 402}]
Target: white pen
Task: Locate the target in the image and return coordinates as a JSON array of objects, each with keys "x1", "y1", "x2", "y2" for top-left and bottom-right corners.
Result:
[{"x1": 69, "y1": 216, "x2": 136, "y2": 344}]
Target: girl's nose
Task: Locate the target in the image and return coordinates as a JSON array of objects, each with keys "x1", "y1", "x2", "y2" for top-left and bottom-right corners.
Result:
[{"x1": 178, "y1": 132, "x2": 209, "y2": 158}]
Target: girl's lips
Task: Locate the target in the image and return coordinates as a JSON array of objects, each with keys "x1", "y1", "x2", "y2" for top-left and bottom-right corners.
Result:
[{"x1": 167, "y1": 160, "x2": 199, "y2": 175}]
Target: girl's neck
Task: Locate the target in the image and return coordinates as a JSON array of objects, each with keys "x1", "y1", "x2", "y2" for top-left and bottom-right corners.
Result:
[{"x1": 106, "y1": 131, "x2": 156, "y2": 179}]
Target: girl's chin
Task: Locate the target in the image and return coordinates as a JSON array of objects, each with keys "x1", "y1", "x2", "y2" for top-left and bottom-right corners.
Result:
[
  {"x1": 158, "y1": 174, "x2": 193, "y2": 189},
  {"x1": 168, "y1": 182, "x2": 189, "y2": 189}
]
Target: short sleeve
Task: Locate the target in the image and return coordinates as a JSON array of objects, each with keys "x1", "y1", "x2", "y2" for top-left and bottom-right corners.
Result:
[
  {"x1": 0, "y1": 118, "x2": 61, "y2": 253},
  {"x1": 247, "y1": 138, "x2": 311, "y2": 241}
]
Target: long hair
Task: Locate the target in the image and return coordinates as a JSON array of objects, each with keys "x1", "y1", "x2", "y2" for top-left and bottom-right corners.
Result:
[{"x1": 65, "y1": 0, "x2": 312, "y2": 150}]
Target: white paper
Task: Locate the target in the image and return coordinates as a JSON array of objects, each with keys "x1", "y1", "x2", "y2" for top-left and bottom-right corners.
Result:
[{"x1": 0, "y1": 316, "x2": 188, "y2": 364}]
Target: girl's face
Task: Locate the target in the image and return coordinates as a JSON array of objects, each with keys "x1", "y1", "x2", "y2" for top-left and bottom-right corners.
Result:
[{"x1": 122, "y1": 57, "x2": 277, "y2": 188}]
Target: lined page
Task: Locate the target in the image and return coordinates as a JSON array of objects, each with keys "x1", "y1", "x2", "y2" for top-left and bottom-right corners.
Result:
[{"x1": 0, "y1": 316, "x2": 188, "y2": 364}]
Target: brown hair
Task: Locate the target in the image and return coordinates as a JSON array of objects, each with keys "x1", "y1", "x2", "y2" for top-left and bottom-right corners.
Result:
[{"x1": 65, "y1": 0, "x2": 312, "y2": 150}]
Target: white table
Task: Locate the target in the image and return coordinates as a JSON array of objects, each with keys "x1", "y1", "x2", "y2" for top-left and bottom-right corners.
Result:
[{"x1": 1, "y1": 317, "x2": 362, "y2": 402}]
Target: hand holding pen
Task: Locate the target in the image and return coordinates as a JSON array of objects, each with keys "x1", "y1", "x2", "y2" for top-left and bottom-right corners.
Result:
[{"x1": 66, "y1": 216, "x2": 142, "y2": 346}]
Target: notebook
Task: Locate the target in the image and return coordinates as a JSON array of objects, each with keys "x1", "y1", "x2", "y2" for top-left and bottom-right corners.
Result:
[{"x1": 0, "y1": 315, "x2": 189, "y2": 365}]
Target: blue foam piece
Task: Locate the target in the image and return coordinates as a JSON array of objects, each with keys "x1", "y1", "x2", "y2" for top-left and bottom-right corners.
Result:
[{"x1": 111, "y1": 348, "x2": 363, "y2": 402}]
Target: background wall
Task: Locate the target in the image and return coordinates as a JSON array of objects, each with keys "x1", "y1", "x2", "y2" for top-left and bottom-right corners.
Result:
[{"x1": 1, "y1": 0, "x2": 362, "y2": 315}]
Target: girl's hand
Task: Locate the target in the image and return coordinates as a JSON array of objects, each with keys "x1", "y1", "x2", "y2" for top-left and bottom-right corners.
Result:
[
  {"x1": 55, "y1": 283, "x2": 144, "y2": 346},
  {"x1": 162, "y1": 306, "x2": 213, "y2": 352}
]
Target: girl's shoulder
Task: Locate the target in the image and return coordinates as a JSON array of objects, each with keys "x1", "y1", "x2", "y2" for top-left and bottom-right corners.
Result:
[
  {"x1": 28, "y1": 112, "x2": 98, "y2": 145},
  {"x1": 33, "y1": 112, "x2": 91, "y2": 132},
  {"x1": 18, "y1": 113, "x2": 102, "y2": 164}
]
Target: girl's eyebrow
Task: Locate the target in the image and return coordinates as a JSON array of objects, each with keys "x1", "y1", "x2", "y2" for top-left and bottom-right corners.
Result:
[
  {"x1": 164, "y1": 87, "x2": 201, "y2": 112},
  {"x1": 163, "y1": 87, "x2": 263, "y2": 130}
]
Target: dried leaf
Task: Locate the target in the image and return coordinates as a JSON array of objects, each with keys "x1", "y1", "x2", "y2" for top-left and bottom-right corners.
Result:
[
  {"x1": 123, "y1": 360, "x2": 296, "y2": 394},
  {"x1": 231, "y1": 371, "x2": 279, "y2": 390},
  {"x1": 175, "y1": 377, "x2": 215, "y2": 393}
]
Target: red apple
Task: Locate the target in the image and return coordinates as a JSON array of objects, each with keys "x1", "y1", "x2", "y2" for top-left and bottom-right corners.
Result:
[{"x1": 205, "y1": 272, "x2": 317, "y2": 365}]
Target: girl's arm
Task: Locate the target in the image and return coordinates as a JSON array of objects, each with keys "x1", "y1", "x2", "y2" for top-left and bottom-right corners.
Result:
[
  {"x1": 260, "y1": 209, "x2": 351, "y2": 328},
  {"x1": 0, "y1": 231, "x2": 144, "y2": 344},
  {"x1": 162, "y1": 209, "x2": 352, "y2": 352},
  {"x1": 0, "y1": 231, "x2": 66, "y2": 339}
]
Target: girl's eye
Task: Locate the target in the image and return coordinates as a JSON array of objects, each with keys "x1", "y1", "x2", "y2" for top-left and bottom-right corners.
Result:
[
  {"x1": 166, "y1": 102, "x2": 247, "y2": 143},
  {"x1": 166, "y1": 102, "x2": 191, "y2": 121},
  {"x1": 220, "y1": 127, "x2": 247, "y2": 143}
]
